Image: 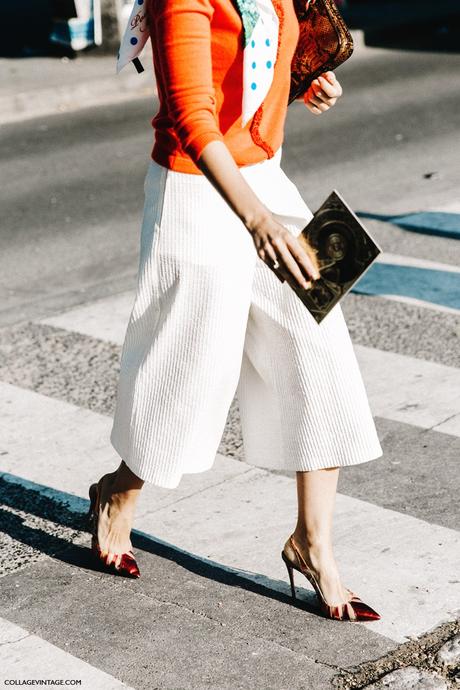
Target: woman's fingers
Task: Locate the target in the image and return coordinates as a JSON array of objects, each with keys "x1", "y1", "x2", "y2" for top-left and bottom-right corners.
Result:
[
  {"x1": 305, "y1": 102, "x2": 324, "y2": 115},
  {"x1": 287, "y1": 234, "x2": 321, "y2": 282},
  {"x1": 316, "y1": 74, "x2": 342, "y2": 98},
  {"x1": 308, "y1": 95, "x2": 335, "y2": 111},
  {"x1": 270, "y1": 236, "x2": 313, "y2": 289},
  {"x1": 251, "y1": 217, "x2": 320, "y2": 288},
  {"x1": 310, "y1": 87, "x2": 338, "y2": 105},
  {"x1": 271, "y1": 235, "x2": 320, "y2": 290},
  {"x1": 303, "y1": 72, "x2": 343, "y2": 114},
  {"x1": 310, "y1": 90, "x2": 337, "y2": 105},
  {"x1": 271, "y1": 265, "x2": 286, "y2": 283},
  {"x1": 257, "y1": 241, "x2": 286, "y2": 283},
  {"x1": 260, "y1": 240, "x2": 278, "y2": 266}
]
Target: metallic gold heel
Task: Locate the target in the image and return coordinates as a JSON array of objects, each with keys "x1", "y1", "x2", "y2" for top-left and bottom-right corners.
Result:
[{"x1": 281, "y1": 550, "x2": 297, "y2": 600}]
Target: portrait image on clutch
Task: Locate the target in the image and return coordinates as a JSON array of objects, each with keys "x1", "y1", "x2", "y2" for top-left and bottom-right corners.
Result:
[{"x1": 295, "y1": 190, "x2": 382, "y2": 324}]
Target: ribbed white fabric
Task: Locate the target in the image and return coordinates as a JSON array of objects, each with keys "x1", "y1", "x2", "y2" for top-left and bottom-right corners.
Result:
[{"x1": 110, "y1": 148, "x2": 383, "y2": 488}]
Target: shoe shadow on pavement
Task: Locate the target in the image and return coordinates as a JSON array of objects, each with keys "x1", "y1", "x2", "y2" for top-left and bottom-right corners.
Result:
[{"x1": 0, "y1": 472, "x2": 321, "y2": 615}]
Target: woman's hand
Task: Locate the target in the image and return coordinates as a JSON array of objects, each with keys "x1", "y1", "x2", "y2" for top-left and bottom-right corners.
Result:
[
  {"x1": 247, "y1": 211, "x2": 321, "y2": 290},
  {"x1": 297, "y1": 71, "x2": 343, "y2": 115}
]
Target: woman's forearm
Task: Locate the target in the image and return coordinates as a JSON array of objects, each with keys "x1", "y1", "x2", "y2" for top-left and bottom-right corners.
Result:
[
  {"x1": 196, "y1": 140, "x2": 272, "y2": 232},
  {"x1": 196, "y1": 139, "x2": 320, "y2": 288}
]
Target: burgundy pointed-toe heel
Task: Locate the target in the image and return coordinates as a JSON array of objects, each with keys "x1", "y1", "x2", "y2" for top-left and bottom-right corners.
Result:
[
  {"x1": 281, "y1": 534, "x2": 380, "y2": 621},
  {"x1": 87, "y1": 477, "x2": 140, "y2": 579}
]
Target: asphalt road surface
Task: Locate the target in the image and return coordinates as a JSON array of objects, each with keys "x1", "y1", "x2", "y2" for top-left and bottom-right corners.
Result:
[{"x1": 1, "y1": 43, "x2": 459, "y2": 328}]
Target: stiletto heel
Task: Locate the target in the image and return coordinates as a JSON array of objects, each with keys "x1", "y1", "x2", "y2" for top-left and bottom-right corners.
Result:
[
  {"x1": 87, "y1": 482, "x2": 98, "y2": 533},
  {"x1": 281, "y1": 551, "x2": 297, "y2": 600},
  {"x1": 87, "y1": 475, "x2": 140, "y2": 579},
  {"x1": 281, "y1": 534, "x2": 380, "y2": 621}
]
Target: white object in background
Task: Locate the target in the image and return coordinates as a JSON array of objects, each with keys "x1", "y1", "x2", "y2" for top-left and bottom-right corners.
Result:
[
  {"x1": 93, "y1": 0, "x2": 102, "y2": 45},
  {"x1": 49, "y1": 0, "x2": 102, "y2": 51}
]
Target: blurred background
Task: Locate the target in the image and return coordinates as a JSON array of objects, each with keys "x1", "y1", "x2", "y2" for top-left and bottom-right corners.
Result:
[{"x1": 1, "y1": 0, "x2": 460, "y2": 57}]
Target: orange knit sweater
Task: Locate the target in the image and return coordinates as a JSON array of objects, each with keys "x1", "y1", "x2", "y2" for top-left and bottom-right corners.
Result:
[{"x1": 147, "y1": 0, "x2": 299, "y2": 174}]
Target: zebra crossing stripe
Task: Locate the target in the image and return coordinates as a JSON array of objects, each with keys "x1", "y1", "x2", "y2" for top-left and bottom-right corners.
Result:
[
  {"x1": 376, "y1": 253, "x2": 460, "y2": 272},
  {"x1": 41, "y1": 291, "x2": 134, "y2": 347},
  {"x1": 0, "y1": 617, "x2": 133, "y2": 688},
  {"x1": 41, "y1": 249, "x2": 460, "y2": 345},
  {"x1": 356, "y1": 345, "x2": 460, "y2": 436},
  {"x1": 353, "y1": 262, "x2": 460, "y2": 311},
  {"x1": 40, "y1": 291, "x2": 460, "y2": 437}
]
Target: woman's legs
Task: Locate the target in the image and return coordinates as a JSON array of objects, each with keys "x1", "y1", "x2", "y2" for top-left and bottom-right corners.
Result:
[
  {"x1": 292, "y1": 467, "x2": 351, "y2": 605},
  {"x1": 95, "y1": 460, "x2": 144, "y2": 568}
]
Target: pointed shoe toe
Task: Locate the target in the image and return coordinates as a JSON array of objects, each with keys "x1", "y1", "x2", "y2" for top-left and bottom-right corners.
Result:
[
  {"x1": 346, "y1": 593, "x2": 381, "y2": 621},
  {"x1": 118, "y1": 551, "x2": 141, "y2": 578},
  {"x1": 91, "y1": 537, "x2": 141, "y2": 578},
  {"x1": 281, "y1": 534, "x2": 381, "y2": 622}
]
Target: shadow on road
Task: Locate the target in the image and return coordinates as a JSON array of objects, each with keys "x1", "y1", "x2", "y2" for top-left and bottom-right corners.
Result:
[{"x1": 0, "y1": 472, "x2": 319, "y2": 614}]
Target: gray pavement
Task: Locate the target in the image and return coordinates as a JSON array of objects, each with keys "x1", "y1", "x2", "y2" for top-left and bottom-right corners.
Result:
[
  {"x1": 0, "y1": 46, "x2": 156, "y2": 125},
  {"x1": 1, "y1": 30, "x2": 460, "y2": 690}
]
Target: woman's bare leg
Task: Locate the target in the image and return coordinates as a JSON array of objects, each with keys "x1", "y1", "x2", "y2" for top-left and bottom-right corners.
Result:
[
  {"x1": 96, "y1": 460, "x2": 144, "y2": 567},
  {"x1": 292, "y1": 467, "x2": 350, "y2": 605}
]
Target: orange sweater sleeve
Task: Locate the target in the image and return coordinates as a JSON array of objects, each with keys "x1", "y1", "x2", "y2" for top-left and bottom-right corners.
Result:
[{"x1": 149, "y1": 0, "x2": 225, "y2": 163}]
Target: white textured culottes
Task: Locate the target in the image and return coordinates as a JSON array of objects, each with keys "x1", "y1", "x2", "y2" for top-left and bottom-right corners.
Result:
[{"x1": 110, "y1": 147, "x2": 383, "y2": 489}]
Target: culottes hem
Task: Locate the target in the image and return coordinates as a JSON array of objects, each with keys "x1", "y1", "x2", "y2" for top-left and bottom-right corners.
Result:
[
  {"x1": 110, "y1": 425, "x2": 383, "y2": 490},
  {"x1": 109, "y1": 147, "x2": 384, "y2": 490}
]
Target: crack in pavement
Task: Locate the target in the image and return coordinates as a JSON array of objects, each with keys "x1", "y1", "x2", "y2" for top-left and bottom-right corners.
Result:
[
  {"x1": 91, "y1": 573, "x2": 343, "y2": 670},
  {"x1": 429, "y1": 411, "x2": 459, "y2": 432},
  {"x1": 134, "y1": 467, "x2": 256, "y2": 520},
  {"x1": 0, "y1": 632, "x2": 31, "y2": 647},
  {"x1": 331, "y1": 617, "x2": 460, "y2": 689}
]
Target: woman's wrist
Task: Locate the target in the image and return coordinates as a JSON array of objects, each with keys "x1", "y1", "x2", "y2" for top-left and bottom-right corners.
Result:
[
  {"x1": 241, "y1": 204, "x2": 273, "y2": 235},
  {"x1": 196, "y1": 140, "x2": 272, "y2": 233}
]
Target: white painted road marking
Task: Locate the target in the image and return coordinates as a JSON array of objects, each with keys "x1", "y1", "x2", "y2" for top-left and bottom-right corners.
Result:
[
  {"x1": 356, "y1": 345, "x2": 460, "y2": 436},
  {"x1": 40, "y1": 291, "x2": 460, "y2": 437},
  {"x1": 0, "y1": 618, "x2": 133, "y2": 688},
  {"x1": 377, "y1": 253, "x2": 460, "y2": 273}
]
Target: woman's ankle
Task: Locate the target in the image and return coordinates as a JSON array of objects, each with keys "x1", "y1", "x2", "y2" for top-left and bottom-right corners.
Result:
[
  {"x1": 292, "y1": 527, "x2": 332, "y2": 552},
  {"x1": 99, "y1": 472, "x2": 142, "y2": 512},
  {"x1": 111, "y1": 461, "x2": 144, "y2": 493},
  {"x1": 101, "y1": 462, "x2": 144, "y2": 496}
]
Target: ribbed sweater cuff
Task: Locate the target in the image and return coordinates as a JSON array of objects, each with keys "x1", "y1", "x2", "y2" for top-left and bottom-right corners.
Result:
[{"x1": 185, "y1": 130, "x2": 225, "y2": 162}]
